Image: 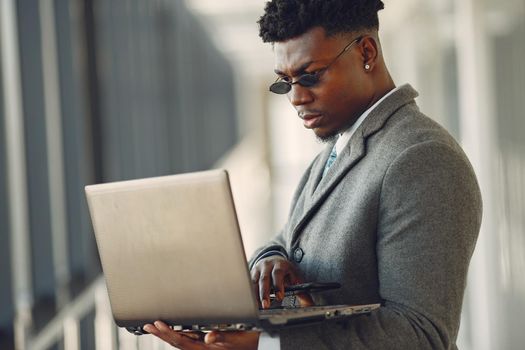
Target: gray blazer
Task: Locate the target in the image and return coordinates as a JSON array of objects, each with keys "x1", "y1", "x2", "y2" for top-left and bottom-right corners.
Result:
[{"x1": 250, "y1": 84, "x2": 482, "y2": 349}]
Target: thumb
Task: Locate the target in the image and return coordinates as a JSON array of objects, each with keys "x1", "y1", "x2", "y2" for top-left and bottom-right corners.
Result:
[
  {"x1": 204, "y1": 331, "x2": 260, "y2": 345},
  {"x1": 204, "y1": 331, "x2": 223, "y2": 344},
  {"x1": 296, "y1": 292, "x2": 315, "y2": 307}
]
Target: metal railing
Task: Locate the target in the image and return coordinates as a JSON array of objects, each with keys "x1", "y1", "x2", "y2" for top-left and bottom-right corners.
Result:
[{"x1": 23, "y1": 275, "x2": 173, "y2": 350}]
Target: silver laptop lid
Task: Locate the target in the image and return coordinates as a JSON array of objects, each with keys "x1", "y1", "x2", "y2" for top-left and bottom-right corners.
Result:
[{"x1": 85, "y1": 169, "x2": 259, "y2": 327}]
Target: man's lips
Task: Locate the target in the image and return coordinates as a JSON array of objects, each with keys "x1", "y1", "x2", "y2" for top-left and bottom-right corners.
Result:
[{"x1": 300, "y1": 113, "x2": 323, "y2": 129}]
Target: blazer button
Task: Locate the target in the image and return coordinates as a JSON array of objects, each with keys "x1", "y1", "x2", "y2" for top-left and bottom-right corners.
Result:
[{"x1": 293, "y1": 247, "x2": 304, "y2": 263}]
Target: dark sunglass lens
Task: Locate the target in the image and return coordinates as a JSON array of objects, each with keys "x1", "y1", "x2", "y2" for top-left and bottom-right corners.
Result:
[
  {"x1": 269, "y1": 82, "x2": 291, "y2": 94},
  {"x1": 298, "y1": 74, "x2": 319, "y2": 87}
]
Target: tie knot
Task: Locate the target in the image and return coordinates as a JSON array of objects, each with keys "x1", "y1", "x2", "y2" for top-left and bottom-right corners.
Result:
[
  {"x1": 322, "y1": 146, "x2": 337, "y2": 177},
  {"x1": 329, "y1": 147, "x2": 337, "y2": 160}
]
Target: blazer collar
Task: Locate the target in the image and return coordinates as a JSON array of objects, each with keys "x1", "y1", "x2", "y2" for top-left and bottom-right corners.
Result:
[
  {"x1": 361, "y1": 84, "x2": 419, "y2": 139},
  {"x1": 293, "y1": 84, "x2": 419, "y2": 244}
]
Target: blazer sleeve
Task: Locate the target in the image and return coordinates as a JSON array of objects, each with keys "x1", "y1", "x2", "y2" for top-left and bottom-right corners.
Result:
[
  {"x1": 248, "y1": 156, "x2": 319, "y2": 270},
  {"x1": 248, "y1": 231, "x2": 289, "y2": 271},
  {"x1": 277, "y1": 140, "x2": 483, "y2": 349}
]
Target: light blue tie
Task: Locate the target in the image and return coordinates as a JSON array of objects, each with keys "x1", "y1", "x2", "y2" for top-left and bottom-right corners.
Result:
[{"x1": 322, "y1": 145, "x2": 337, "y2": 177}]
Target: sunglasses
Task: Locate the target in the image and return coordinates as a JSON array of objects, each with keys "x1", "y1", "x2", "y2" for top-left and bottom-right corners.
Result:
[{"x1": 269, "y1": 36, "x2": 363, "y2": 95}]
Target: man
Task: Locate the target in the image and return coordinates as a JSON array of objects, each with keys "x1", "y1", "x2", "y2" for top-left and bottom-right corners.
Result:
[{"x1": 145, "y1": 0, "x2": 482, "y2": 349}]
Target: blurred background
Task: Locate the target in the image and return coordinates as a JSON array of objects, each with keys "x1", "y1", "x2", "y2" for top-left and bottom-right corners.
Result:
[{"x1": 0, "y1": 0, "x2": 523, "y2": 349}]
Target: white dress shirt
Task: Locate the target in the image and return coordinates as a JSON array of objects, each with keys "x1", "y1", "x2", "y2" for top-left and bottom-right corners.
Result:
[{"x1": 335, "y1": 86, "x2": 400, "y2": 156}]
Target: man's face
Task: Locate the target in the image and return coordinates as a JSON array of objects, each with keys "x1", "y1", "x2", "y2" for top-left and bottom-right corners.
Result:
[{"x1": 273, "y1": 27, "x2": 373, "y2": 141}]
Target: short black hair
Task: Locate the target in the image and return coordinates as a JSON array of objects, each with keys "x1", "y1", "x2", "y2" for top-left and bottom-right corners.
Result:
[{"x1": 258, "y1": 0, "x2": 385, "y2": 43}]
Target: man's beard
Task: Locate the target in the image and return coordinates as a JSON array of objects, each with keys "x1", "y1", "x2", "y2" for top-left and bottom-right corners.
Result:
[
  {"x1": 314, "y1": 119, "x2": 356, "y2": 144},
  {"x1": 315, "y1": 133, "x2": 338, "y2": 144}
]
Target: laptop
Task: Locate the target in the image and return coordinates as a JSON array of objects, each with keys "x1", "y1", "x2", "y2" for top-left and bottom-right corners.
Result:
[{"x1": 85, "y1": 169, "x2": 379, "y2": 334}]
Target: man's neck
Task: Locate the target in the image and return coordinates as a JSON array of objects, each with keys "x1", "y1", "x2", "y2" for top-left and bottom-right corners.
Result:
[{"x1": 368, "y1": 74, "x2": 396, "y2": 109}]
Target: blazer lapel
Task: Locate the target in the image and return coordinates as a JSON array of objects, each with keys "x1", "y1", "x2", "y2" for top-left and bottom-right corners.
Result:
[
  {"x1": 305, "y1": 141, "x2": 336, "y2": 201},
  {"x1": 290, "y1": 84, "x2": 419, "y2": 246}
]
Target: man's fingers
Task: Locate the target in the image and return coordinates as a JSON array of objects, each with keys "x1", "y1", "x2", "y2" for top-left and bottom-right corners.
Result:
[
  {"x1": 271, "y1": 264, "x2": 286, "y2": 300},
  {"x1": 180, "y1": 331, "x2": 206, "y2": 341},
  {"x1": 251, "y1": 269, "x2": 261, "y2": 307},
  {"x1": 251, "y1": 256, "x2": 306, "y2": 308},
  {"x1": 289, "y1": 264, "x2": 304, "y2": 285},
  {"x1": 204, "y1": 331, "x2": 223, "y2": 344},
  {"x1": 204, "y1": 330, "x2": 260, "y2": 347},
  {"x1": 259, "y1": 272, "x2": 271, "y2": 309},
  {"x1": 144, "y1": 321, "x2": 202, "y2": 349},
  {"x1": 153, "y1": 321, "x2": 173, "y2": 334},
  {"x1": 296, "y1": 292, "x2": 315, "y2": 307},
  {"x1": 143, "y1": 324, "x2": 158, "y2": 336},
  {"x1": 250, "y1": 268, "x2": 260, "y2": 283},
  {"x1": 253, "y1": 282, "x2": 261, "y2": 308},
  {"x1": 152, "y1": 321, "x2": 186, "y2": 347}
]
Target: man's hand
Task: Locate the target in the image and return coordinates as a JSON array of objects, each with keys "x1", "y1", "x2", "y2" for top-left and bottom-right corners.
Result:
[
  {"x1": 143, "y1": 321, "x2": 259, "y2": 350},
  {"x1": 251, "y1": 256, "x2": 313, "y2": 309}
]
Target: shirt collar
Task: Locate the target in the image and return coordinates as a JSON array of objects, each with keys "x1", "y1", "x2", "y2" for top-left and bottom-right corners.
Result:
[{"x1": 335, "y1": 86, "x2": 400, "y2": 156}]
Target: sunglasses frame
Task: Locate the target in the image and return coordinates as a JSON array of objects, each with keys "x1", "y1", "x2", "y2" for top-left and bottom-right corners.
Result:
[{"x1": 269, "y1": 36, "x2": 363, "y2": 95}]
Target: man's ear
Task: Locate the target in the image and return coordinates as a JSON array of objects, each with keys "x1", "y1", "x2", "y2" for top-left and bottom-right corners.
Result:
[{"x1": 360, "y1": 36, "x2": 379, "y2": 72}]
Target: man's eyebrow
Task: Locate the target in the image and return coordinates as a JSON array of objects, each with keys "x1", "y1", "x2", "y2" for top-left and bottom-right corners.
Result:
[{"x1": 274, "y1": 60, "x2": 314, "y2": 76}]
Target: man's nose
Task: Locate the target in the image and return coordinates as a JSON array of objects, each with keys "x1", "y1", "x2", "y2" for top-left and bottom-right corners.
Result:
[{"x1": 288, "y1": 84, "x2": 313, "y2": 106}]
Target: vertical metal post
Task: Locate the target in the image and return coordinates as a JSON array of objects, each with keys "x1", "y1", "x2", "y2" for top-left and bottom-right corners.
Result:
[
  {"x1": 118, "y1": 327, "x2": 139, "y2": 350},
  {"x1": 94, "y1": 281, "x2": 117, "y2": 350},
  {"x1": 39, "y1": 0, "x2": 71, "y2": 309},
  {"x1": 454, "y1": 0, "x2": 496, "y2": 349},
  {"x1": 0, "y1": 0, "x2": 33, "y2": 349},
  {"x1": 63, "y1": 317, "x2": 80, "y2": 350}
]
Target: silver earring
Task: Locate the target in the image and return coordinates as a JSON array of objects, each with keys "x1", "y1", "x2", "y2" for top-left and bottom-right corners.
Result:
[{"x1": 365, "y1": 64, "x2": 370, "y2": 70}]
